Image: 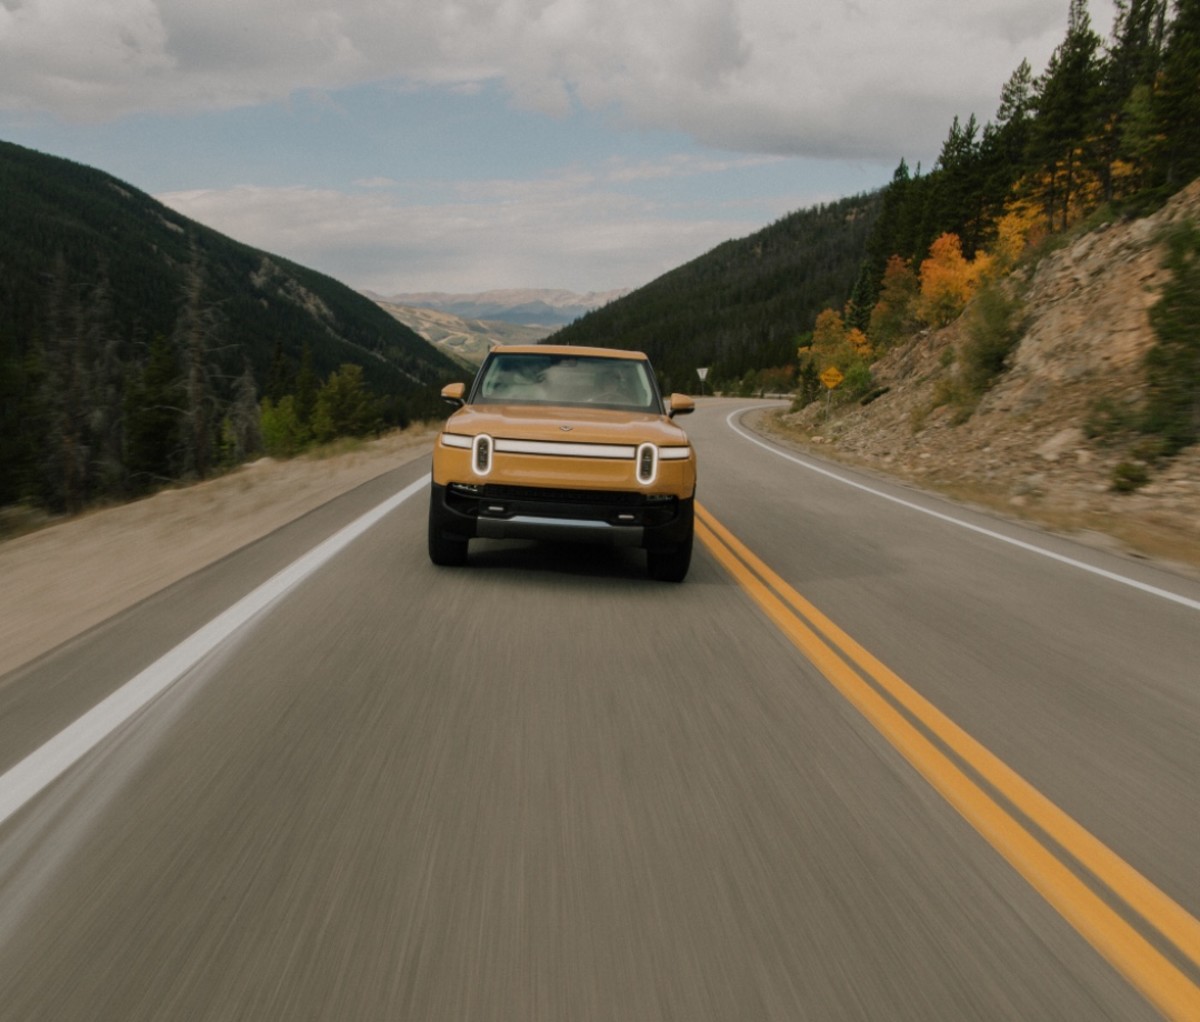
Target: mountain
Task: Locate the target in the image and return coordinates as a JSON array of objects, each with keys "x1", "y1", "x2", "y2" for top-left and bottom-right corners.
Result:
[
  {"x1": 0, "y1": 139, "x2": 460, "y2": 509},
  {"x1": 0, "y1": 139, "x2": 458, "y2": 399},
  {"x1": 546, "y1": 193, "x2": 881, "y2": 391},
  {"x1": 364, "y1": 288, "x2": 630, "y2": 328},
  {"x1": 374, "y1": 301, "x2": 554, "y2": 366}
]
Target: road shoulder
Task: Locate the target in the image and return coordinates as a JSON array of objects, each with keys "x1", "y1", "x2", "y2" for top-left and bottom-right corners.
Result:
[{"x1": 0, "y1": 430, "x2": 435, "y2": 678}]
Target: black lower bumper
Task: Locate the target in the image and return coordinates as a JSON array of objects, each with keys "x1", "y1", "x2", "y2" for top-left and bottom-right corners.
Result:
[{"x1": 430, "y1": 482, "x2": 693, "y2": 551}]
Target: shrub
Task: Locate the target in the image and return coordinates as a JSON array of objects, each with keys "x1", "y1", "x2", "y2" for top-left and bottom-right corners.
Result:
[
  {"x1": 260, "y1": 395, "x2": 308, "y2": 457},
  {"x1": 1085, "y1": 396, "x2": 1140, "y2": 444},
  {"x1": 960, "y1": 284, "x2": 1025, "y2": 396},
  {"x1": 1111, "y1": 461, "x2": 1150, "y2": 492},
  {"x1": 1142, "y1": 224, "x2": 1200, "y2": 455},
  {"x1": 842, "y1": 359, "x2": 874, "y2": 400}
]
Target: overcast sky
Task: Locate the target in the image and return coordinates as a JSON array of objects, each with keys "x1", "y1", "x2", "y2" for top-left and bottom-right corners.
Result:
[{"x1": 1, "y1": 0, "x2": 1118, "y2": 295}]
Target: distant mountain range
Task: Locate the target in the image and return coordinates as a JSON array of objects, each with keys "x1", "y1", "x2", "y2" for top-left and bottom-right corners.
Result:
[
  {"x1": 374, "y1": 301, "x2": 554, "y2": 366},
  {"x1": 362, "y1": 288, "x2": 630, "y2": 329}
]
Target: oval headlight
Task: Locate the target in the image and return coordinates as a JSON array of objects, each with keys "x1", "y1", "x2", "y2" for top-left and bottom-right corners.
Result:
[
  {"x1": 472, "y1": 434, "x2": 493, "y2": 476},
  {"x1": 636, "y1": 442, "x2": 658, "y2": 485}
]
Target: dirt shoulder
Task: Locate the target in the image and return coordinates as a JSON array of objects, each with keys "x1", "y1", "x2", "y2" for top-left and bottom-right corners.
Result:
[
  {"x1": 0, "y1": 428, "x2": 436, "y2": 678},
  {"x1": 752, "y1": 406, "x2": 1200, "y2": 578}
]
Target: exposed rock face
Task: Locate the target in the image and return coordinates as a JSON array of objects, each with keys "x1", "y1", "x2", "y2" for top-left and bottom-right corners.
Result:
[{"x1": 771, "y1": 181, "x2": 1200, "y2": 571}]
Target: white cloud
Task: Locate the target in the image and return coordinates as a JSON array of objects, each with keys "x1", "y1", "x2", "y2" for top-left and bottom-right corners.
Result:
[
  {"x1": 5, "y1": 1, "x2": 1121, "y2": 292},
  {"x1": 156, "y1": 163, "x2": 769, "y2": 292},
  {"x1": 1, "y1": 0, "x2": 1118, "y2": 160}
]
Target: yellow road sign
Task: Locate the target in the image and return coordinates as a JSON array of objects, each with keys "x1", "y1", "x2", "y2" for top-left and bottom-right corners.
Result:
[{"x1": 820, "y1": 366, "x2": 844, "y2": 390}]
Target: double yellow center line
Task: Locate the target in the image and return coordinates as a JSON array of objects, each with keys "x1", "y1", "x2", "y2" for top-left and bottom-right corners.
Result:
[{"x1": 695, "y1": 503, "x2": 1200, "y2": 1020}]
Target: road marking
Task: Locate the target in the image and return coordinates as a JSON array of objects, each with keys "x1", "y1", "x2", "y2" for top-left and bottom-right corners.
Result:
[
  {"x1": 695, "y1": 502, "x2": 1200, "y2": 1021},
  {"x1": 726, "y1": 407, "x2": 1200, "y2": 613},
  {"x1": 0, "y1": 474, "x2": 431, "y2": 830}
]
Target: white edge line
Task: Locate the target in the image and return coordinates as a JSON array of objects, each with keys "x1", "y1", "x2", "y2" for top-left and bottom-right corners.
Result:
[
  {"x1": 0, "y1": 474, "x2": 432, "y2": 828},
  {"x1": 726, "y1": 408, "x2": 1200, "y2": 613}
]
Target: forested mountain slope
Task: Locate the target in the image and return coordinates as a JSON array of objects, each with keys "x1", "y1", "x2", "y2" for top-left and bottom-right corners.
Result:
[
  {"x1": 548, "y1": 192, "x2": 881, "y2": 392},
  {"x1": 767, "y1": 180, "x2": 1200, "y2": 568},
  {"x1": 0, "y1": 140, "x2": 458, "y2": 509}
]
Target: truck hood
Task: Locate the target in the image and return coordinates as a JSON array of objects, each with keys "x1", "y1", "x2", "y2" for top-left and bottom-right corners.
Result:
[{"x1": 445, "y1": 404, "x2": 690, "y2": 447}]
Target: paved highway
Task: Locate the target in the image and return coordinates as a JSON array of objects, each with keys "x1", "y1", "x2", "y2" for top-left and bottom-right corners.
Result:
[{"x1": 1, "y1": 398, "x2": 1197, "y2": 1019}]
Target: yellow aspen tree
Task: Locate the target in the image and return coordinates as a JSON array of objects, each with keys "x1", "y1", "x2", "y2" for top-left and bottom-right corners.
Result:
[
  {"x1": 811, "y1": 308, "x2": 846, "y2": 349},
  {"x1": 806, "y1": 307, "x2": 873, "y2": 377},
  {"x1": 868, "y1": 255, "x2": 919, "y2": 349},
  {"x1": 846, "y1": 327, "x2": 872, "y2": 360},
  {"x1": 991, "y1": 198, "x2": 1043, "y2": 269},
  {"x1": 918, "y1": 233, "x2": 978, "y2": 326}
]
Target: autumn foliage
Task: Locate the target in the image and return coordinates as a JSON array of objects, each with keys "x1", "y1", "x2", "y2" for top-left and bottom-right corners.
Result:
[
  {"x1": 917, "y1": 233, "x2": 993, "y2": 327},
  {"x1": 867, "y1": 255, "x2": 919, "y2": 349},
  {"x1": 854, "y1": 230, "x2": 997, "y2": 354},
  {"x1": 991, "y1": 198, "x2": 1045, "y2": 270},
  {"x1": 796, "y1": 307, "x2": 874, "y2": 399},
  {"x1": 808, "y1": 309, "x2": 871, "y2": 368}
]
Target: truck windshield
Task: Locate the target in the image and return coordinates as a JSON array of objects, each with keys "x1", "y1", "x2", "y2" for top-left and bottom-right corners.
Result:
[{"x1": 473, "y1": 353, "x2": 661, "y2": 413}]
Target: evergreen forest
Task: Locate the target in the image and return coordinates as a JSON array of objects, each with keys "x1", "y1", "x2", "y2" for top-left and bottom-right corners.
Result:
[
  {"x1": 0, "y1": 139, "x2": 459, "y2": 514},
  {"x1": 550, "y1": 192, "x2": 881, "y2": 394}
]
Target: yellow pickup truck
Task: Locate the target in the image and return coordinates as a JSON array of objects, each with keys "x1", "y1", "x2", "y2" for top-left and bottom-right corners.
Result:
[{"x1": 428, "y1": 345, "x2": 697, "y2": 581}]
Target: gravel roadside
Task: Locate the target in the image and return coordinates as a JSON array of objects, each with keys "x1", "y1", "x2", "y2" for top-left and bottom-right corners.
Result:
[{"x1": 0, "y1": 429, "x2": 435, "y2": 678}]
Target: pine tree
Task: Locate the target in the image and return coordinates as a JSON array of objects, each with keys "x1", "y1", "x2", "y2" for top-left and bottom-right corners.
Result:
[
  {"x1": 1109, "y1": 0, "x2": 1168, "y2": 93},
  {"x1": 0, "y1": 326, "x2": 29, "y2": 505},
  {"x1": 934, "y1": 115, "x2": 988, "y2": 255},
  {"x1": 174, "y1": 256, "x2": 221, "y2": 479},
  {"x1": 847, "y1": 160, "x2": 914, "y2": 329},
  {"x1": 312, "y1": 363, "x2": 377, "y2": 442},
  {"x1": 89, "y1": 284, "x2": 129, "y2": 497},
  {"x1": 295, "y1": 343, "x2": 318, "y2": 430},
  {"x1": 124, "y1": 333, "x2": 183, "y2": 490},
  {"x1": 266, "y1": 337, "x2": 293, "y2": 402},
  {"x1": 991, "y1": 60, "x2": 1036, "y2": 191},
  {"x1": 1101, "y1": 0, "x2": 1168, "y2": 197},
  {"x1": 1031, "y1": 1, "x2": 1104, "y2": 228},
  {"x1": 1155, "y1": 0, "x2": 1200, "y2": 187}
]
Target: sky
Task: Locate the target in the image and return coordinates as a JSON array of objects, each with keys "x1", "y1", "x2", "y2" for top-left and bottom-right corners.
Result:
[{"x1": 0, "y1": 0, "x2": 1119, "y2": 296}]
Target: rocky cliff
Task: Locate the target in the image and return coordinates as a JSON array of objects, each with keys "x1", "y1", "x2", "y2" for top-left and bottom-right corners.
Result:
[{"x1": 766, "y1": 181, "x2": 1200, "y2": 572}]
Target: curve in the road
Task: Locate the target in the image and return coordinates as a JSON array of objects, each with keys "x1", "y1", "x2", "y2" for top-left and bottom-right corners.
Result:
[{"x1": 726, "y1": 407, "x2": 1200, "y2": 614}]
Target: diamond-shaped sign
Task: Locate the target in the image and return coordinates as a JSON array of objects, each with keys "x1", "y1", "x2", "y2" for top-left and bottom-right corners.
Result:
[{"x1": 820, "y1": 366, "x2": 844, "y2": 390}]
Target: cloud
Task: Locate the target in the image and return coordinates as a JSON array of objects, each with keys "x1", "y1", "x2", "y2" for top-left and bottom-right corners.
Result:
[
  {"x1": 156, "y1": 160, "x2": 772, "y2": 293},
  {"x1": 1, "y1": 0, "x2": 1118, "y2": 161}
]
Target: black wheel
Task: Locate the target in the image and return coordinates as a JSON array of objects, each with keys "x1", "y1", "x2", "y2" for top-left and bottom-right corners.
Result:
[
  {"x1": 428, "y1": 493, "x2": 468, "y2": 567},
  {"x1": 646, "y1": 506, "x2": 693, "y2": 582}
]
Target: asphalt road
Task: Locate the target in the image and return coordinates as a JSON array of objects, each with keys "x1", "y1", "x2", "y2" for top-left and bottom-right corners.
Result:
[{"x1": 1, "y1": 398, "x2": 1197, "y2": 1020}]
